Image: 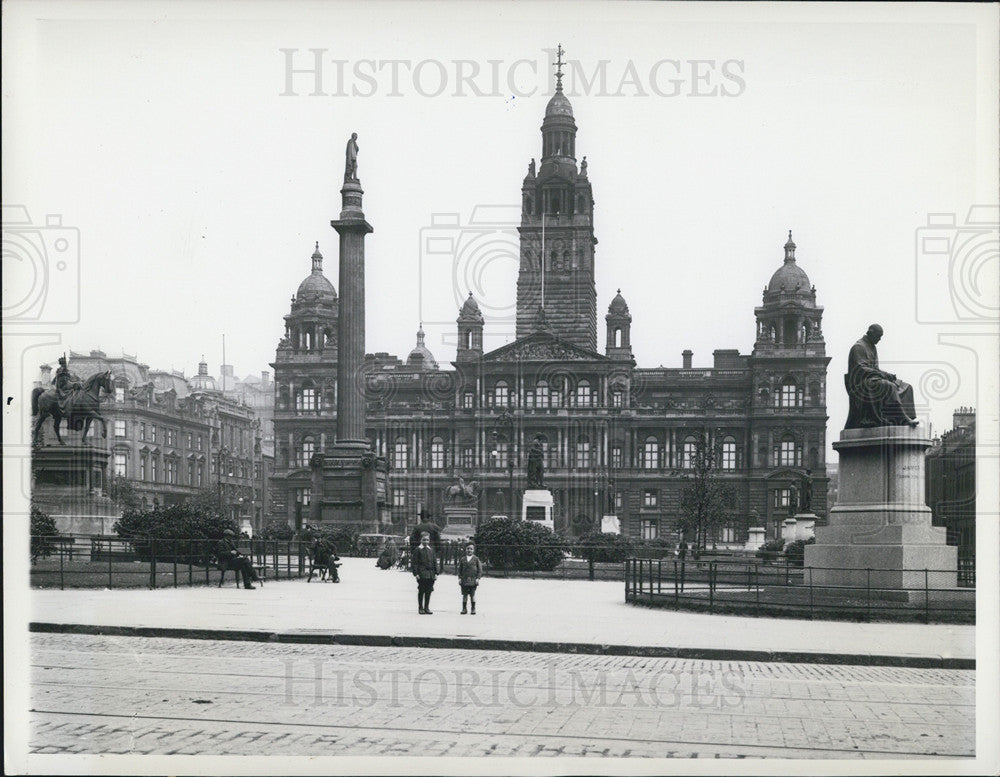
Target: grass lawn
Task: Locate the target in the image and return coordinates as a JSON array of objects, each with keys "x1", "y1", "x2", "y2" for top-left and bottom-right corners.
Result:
[{"x1": 30, "y1": 557, "x2": 307, "y2": 589}]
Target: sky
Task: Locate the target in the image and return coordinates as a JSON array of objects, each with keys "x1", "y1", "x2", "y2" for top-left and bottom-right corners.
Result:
[{"x1": 3, "y1": 1, "x2": 998, "y2": 457}]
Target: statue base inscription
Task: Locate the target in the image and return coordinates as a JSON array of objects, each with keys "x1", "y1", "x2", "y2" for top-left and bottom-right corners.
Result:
[
  {"x1": 521, "y1": 489, "x2": 554, "y2": 529},
  {"x1": 805, "y1": 425, "x2": 959, "y2": 599},
  {"x1": 442, "y1": 505, "x2": 477, "y2": 540},
  {"x1": 309, "y1": 444, "x2": 388, "y2": 533},
  {"x1": 32, "y1": 444, "x2": 119, "y2": 534}
]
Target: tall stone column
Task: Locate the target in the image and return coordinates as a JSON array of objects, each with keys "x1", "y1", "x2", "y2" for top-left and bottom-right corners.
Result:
[{"x1": 331, "y1": 171, "x2": 373, "y2": 449}]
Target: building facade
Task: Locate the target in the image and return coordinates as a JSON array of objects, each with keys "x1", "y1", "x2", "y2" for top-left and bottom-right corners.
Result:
[
  {"x1": 270, "y1": 80, "x2": 830, "y2": 542},
  {"x1": 38, "y1": 351, "x2": 271, "y2": 533},
  {"x1": 925, "y1": 407, "x2": 975, "y2": 578}
]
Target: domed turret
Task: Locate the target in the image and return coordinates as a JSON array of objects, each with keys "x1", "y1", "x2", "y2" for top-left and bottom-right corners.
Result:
[
  {"x1": 189, "y1": 356, "x2": 218, "y2": 392},
  {"x1": 406, "y1": 325, "x2": 438, "y2": 370},
  {"x1": 608, "y1": 289, "x2": 630, "y2": 317},
  {"x1": 605, "y1": 289, "x2": 633, "y2": 361},
  {"x1": 766, "y1": 232, "x2": 811, "y2": 296},
  {"x1": 295, "y1": 242, "x2": 337, "y2": 305},
  {"x1": 458, "y1": 292, "x2": 484, "y2": 323},
  {"x1": 456, "y1": 292, "x2": 484, "y2": 361}
]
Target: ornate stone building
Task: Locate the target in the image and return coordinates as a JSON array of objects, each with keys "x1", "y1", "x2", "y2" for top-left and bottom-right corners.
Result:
[
  {"x1": 925, "y1": 407, "x2": 975, "y2": 582},
  {"x1": 37, "y1": 351, "x2": 271, "y2": 533},
  {"x1": 270, "y1": 76, "x2": 830, "y2": 542}
]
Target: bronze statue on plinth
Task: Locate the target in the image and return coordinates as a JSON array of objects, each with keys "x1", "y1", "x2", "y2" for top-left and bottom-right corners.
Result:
[
  {"x1": 845, "y1": 324, "x2": 919, "y2": 429},
  {"x1": 32, "y1": 360, "x2": 113, "y2": 446}
]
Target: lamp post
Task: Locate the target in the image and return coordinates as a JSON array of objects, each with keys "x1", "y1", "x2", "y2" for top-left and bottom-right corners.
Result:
[
  {"x1": 491, "y1": 409, "x2": 515, "y2": 520},
  {"x1": 216, "y1": 444, "x2": 230, "y2": 518}
]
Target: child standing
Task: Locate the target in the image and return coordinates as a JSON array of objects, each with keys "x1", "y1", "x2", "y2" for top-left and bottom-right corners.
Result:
[{"x1": 457, "y1": 542, "x2": 483, "y2": 614}]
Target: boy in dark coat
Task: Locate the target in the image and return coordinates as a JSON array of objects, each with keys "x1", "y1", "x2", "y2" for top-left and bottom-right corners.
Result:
[
  {"x1": 457, "y1": 542, "x2": 483, "y2": 614},
  {"x1": 411, "y1": 532, "x2": 437, "y2": 614}
]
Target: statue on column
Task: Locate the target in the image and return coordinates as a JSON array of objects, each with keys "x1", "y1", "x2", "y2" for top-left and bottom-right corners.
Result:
[
  {"x1": 845, "y1": 324, "x2": 918, "y2": 429},
  {"x1": 344, "y1": 132, "x2": 359, "y2": 182},
  {"x1": 527, "y1": 434, "x2": 545, "y2": 489}
]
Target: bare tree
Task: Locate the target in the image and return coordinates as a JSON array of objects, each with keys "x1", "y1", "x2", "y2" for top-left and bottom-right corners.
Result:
[{"x1": 675, "y1": 427, "x2": 736, "y2": 551}]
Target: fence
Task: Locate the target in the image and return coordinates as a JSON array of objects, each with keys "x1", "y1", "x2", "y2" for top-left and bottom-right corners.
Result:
[
  {"x1": 31, "y1": 535, "x2": 313, "y2": 590},
  {"x1": 624, "y1": 558, "x2": 975, "y2": 623}
]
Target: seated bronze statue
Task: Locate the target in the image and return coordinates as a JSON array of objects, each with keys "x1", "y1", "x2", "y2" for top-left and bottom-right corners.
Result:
[{"x1": 844, "y1": 324, "x2": 918, "y2": 429}]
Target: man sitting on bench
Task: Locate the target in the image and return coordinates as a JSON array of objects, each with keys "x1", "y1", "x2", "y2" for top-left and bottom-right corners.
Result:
[{"x1": 216, "y1": 529, "x2": 259, "y2": 589}]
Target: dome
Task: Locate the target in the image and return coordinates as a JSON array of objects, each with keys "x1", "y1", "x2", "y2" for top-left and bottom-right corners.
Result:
[
  {"x1": 608, "y1": 289, "x2": 630, "y2": 316},
  {"x1": 458, "y1": 292, "x2": 484, "y2": 322},
  {"x1": 295, "y1": 243, "x2": 337, "y2": 303},
  {"x1": 545, "y1": 90, "x2": 574, "y2": 118},
  {"x1": 766, "y1": 231, "x2": 812, "y2": 294},
  {"x1": 406, "y1": 326, "x2": 438, "y2": 370}
]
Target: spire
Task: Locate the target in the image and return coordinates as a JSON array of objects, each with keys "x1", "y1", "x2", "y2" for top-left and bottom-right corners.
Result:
[
  {"x1": 311, "y1": 241, "x2": 323, "y2": 272},
  {"x1": 784, "y1": 230, "x2": 796, "y2": 262},
  {"x1": 553, "y1": 43, "x2": 565, "y2": 93}
]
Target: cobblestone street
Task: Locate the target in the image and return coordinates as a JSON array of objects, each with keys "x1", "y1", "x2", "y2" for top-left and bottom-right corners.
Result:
[{"x1": 29, "y1": 633, "x2": 974, "y2": 759}]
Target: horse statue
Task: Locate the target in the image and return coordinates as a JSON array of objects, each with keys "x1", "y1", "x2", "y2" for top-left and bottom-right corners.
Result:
[
  {"x1": 31, "y1": 370, "x2": 113, "y2": 446},
  {"x1": 445, "y1": 477, "x2": 479, "y2": 503}
]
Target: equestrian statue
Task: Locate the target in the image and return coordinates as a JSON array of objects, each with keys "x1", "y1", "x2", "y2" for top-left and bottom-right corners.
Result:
[{"x1": 32, "y1": 356, "x2": 113, "y2": 446}]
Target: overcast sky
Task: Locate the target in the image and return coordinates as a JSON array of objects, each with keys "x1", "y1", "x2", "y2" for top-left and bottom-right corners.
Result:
[{"x1": 3, "y1": 1, "x2": 998, "y2": 454}]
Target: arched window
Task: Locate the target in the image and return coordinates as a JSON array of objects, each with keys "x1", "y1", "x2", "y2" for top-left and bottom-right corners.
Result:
[
  {"x1": 721, "y1": 437, "x2": 737, "y2": 471},
  {"x1": 430, "y1": 437, "x2": 445, "y2": 470},
  {"x1": 682, "y1": 436, "x2": 699, "y2": 470},
  {"x1": 614, "y1": 328, "x2": 622, "y2": 347},
  {"x1": 779, "y1": 435, "x2": 799, "y2": 467},
  {"x1": 299, "y1": 436, "x2": 315, "y2": 468},
  {"x1": 576, "y1": 380, "x2": 593, "y2": 408},
  {"x1": 643, "y1": 436, "x2": 660, "y2": 469},
  {"x1": 393, "y1": 438, "x2": 408, "y2": 470},
  {"x1": 462, "y1": 390, "x2": 474, "y2": 410},
  {"x1": 575, "y1": 437, "x2": 591, "y2": 468},
  {"x1": 494, "y1": 381, "x2": 509, "y2": 408},
  {"x1": 535, "y1": 381, "x2": 549, "y2": 409}
]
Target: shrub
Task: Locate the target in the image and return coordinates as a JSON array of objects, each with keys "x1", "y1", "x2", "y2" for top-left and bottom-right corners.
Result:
[
  {"x1": 114, "y1": 502, "x2": 237, "y2": 561},
  {"x1": 755, "y1": 537, "x2": 786, "y2": 560},
  {"x1": 31, "y1": 505, "x2": 60, "y2": 564},
  {"x1": 638, "y1": 537, "x2": 677, "y2": 557},
  {"x1": 258, "y1": 520, "x2": 294, "y2": 541},
  {"x1": 784, "y1": 536, "x2": 816, "y2": 566},
  {"x1": 576, "y1": 532, "x2": 637, "y2": 563},
  {"x1": 473, "y1": 516, "x2": 567, "y2": 571}
]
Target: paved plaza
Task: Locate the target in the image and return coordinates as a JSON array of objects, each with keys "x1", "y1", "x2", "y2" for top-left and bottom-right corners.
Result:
[{"x1": 29, "y1": 632, "x2": 974, "y2": 759}]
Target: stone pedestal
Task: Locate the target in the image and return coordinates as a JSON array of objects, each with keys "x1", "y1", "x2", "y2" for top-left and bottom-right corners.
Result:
[
  {"x1": 781, "y1": 518, "x2": 798, "y2": 543},
  {"x1": 32, "y1": 444, "x2": 120, "y2": 534},
  {"x1": 442, "y1": 505, "x2": 477, "y2": 540},
  {"x1": 793, "y1": 513, "x2": 816, "y2": 541},
  {"x1": 805, "y1": 425, "x2": 958, "y2": 594},
  {"x1": 745, "y1": 526, "x2": 766, "y2": 551},
  {"x1": 521, "y1": 489, "x2": 554, "y2": 529},
  {"x1": 601, "y1": 515, "x2": 621, "y2": 534},
  {"x1": 309, "y1": 447, "x2": 387, "y2": 534}
]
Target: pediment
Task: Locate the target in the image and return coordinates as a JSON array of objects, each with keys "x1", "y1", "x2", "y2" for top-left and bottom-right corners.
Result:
[{"x1": 484, "y1": 332, "x2": 608, "y2": 363}]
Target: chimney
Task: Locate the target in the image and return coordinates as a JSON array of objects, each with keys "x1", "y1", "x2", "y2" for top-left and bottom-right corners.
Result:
[
  {"x1": 39, "y1": 364, "x2": 53, "y2": 384},
  {"x1": 682, "y1": 350, "x2": 693, "y2": 369},
  {"x1": 261, "y1": 370, "x2": 270, "y2": 386},
  {"x1": 953, "y1": 406, "x2": 975, "y2": 431}
]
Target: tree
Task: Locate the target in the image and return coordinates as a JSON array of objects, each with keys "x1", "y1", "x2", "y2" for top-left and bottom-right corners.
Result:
[
  {"x1": 31, "y1": 505, "x2": 60, "y2": 564},
  {"x1": 676, "y1": 427, "x2": 737, "y2": 552},
  {"x1": 106, "y1": 473, "x2": 142, "y2": 512}
]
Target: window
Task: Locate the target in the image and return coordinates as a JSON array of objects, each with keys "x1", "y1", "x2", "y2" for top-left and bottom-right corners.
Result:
[
  {"x1": 575, "y1": 381, "x2": 593, "y2": 408},
  {"x1": 462, "y1": 391, "x2": 474, "y2": 410},
  {"x1": 296, "y1": 487, "x2": 311, "y2": 506},
  {"x1": 167, "y1": 428, "x2": 176, "y2": 446},
  {"x1": 254, "y1": 463, "x2": 261, "y2": 480},
  {"x1": 299, "y1": 437, "x2": 315, "y2": 468},
  {"x1": 140, "y1": 423, "x2": 146, "y2": 442},
  {"x1": 197, "y1": 435, "x2": 203, "y2": 452},
  {"x1": 524, "y1": 389, "x2": 535, "y2": 408},
  {"x1": 535, "y1": 382, "x2": 549, "y2": 409},
  {"x1": 197, "y1": 463, "x2": 204, "y2": 487},
  {"x1": 494, "y1": 381, "x2": 509, "y2": 408},
  {"x1": 140, "y1": 454, "x2": 148, "y2": 481},
  {"x1": 114, "y1": 452, "x2": 127, "y2": 477},
  {"x1": 641, "y1": 519, "x2": 658, "y2": 540},
  {"x1": 611, "y1": 389, "x2": 624, "y2": 409},
  {"x1": 493, "y1": 442, "x2": 509, "y2": 469},
  {"x1": 643, "y1": 489, "x2": 658, "y2": 508},
  {"x1": 462, "y1": 447, "x2": 475, "y2": 469},
  {"x1": 150, "y1": 455, "x2": 158, "y2": 483},
  {"x1": 187, "y1": 459, "x2": 196, "y2": 485},
  {"x1": 393, "y1": 439, "x2": 408, "y2": 470},
  {"x1": 392, "y1": 488, "x2": 406, "y2": 508},
  {"x1": 575, "y1": 438, "x2": 591, "y2": 468},
  {"x1": 430, "y1": 438, "x2": 445, "y2": 470},
  {"x1": 614, "y1": 491, "x2": 623, "y2": 510},
  {"x1": 779, "y1": 380, "x2": 800, "y2": 408},
  {"x1": 297, "y1": 387, "x2": 318, "y2": 413},
  {"x1": 165, "y1": 458, "x2": 177, "y2": 485},
  {"x1": 115, "y1": 386, "x2": 125, "y2": 403},
  {"x1": 721, "y1": 438, "x2": 737, "y2": 471},
  {"x1": 682, "y1": 437, "x2": 698, "y2": 469},
  {"x1": 774, "y1": 488, "x2": 791, "y2": 508},
  {"x1": 718, "y1": 526, "x2": 736, "y2": 543},
  {"x1": 114, "y1": 420, "x2": 126, "y2": 438},
  {"x1": 611, "y1": 446, "x2": 623, "y2": 469},
  {"x1": 643, "y1": 437, "x2": 659, "y2": 469},
  {"x1": 779, "y1": 436, "x2": 799, "y2": 467}
]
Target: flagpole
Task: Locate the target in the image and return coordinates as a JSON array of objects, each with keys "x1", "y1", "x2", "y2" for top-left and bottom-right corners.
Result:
[
  {"x1": 541, "y1": 212, "x2": 546, "y2": 310},
  {"x1": 222, "y1": 334, "x2": 226, "y2": 394}
]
